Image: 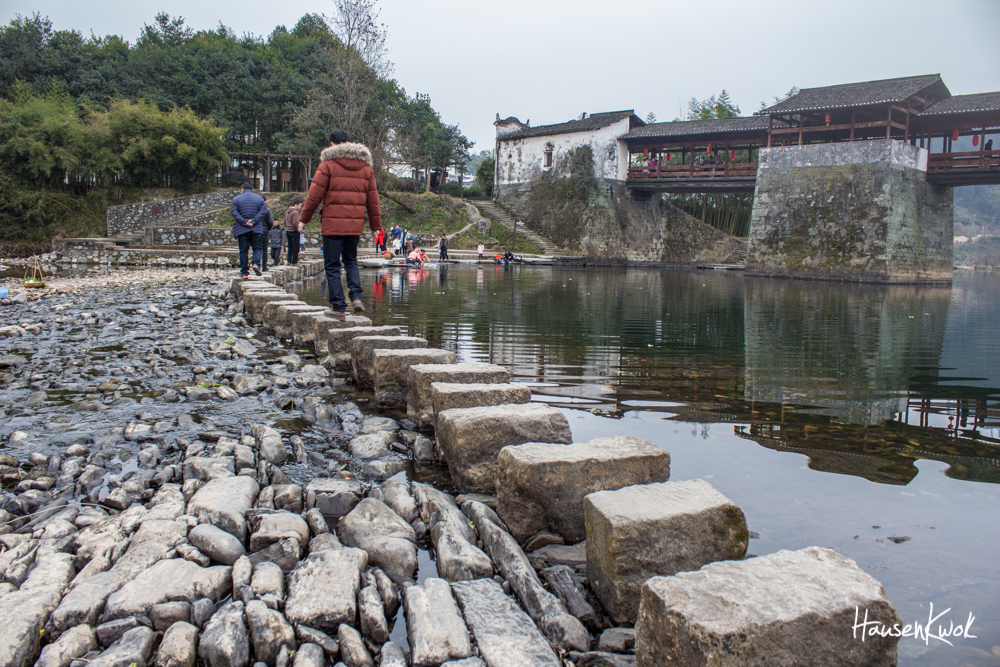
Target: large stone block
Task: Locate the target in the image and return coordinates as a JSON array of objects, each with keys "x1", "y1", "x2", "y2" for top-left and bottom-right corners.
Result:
[
  {"x1": 585, "y1": 479, "x2": 748, "y2": 624},
  {"x1": 497, "y1": 436, "x2": 670, "y2": 544},
  {"x1": 407, "y1": 364, "x2": 510, "y2": 429},
  {"x1": 289, "y1": 310, "x2": 328, "y2": 343},
  {"x1": 374, "y1": 349, "x2": 456, "y2": 409},
  {"x1": 244, "y1": 292, "x2": 296, "y2": 325},
  {"x1": 430, "y1": 382, "x2": 531, "y2": 426},
  {"x1": 187, "y1": 476, "x2": 260, "y2": 543},
  {"x1": 634, "y1": 547, "x2": 901, "y2": 666},
  {"x1": 351, "y1": 336, "x2": 428, "y2": 390},
  {"x1": 284, "y1": 547, "x2": 367, "y2": 634},
  {"x1": 261, "y1": 300, "x2": 304, "y2": 326},
  {"x1": 404, "y1": 578, "x2": 472, "y2": 666},
  {"x1": 274, "y1": 304, "x2": 326, "y2": 338},
  {"x1": 436, "y1": 404, "x2": 572, "y2": 494},
  {"x1": 327, "y1": 326, "x2": 401, "y2": 356},
  {"x1": 313, "y1": 315, "x2": 371, "y2": 352},
  {"x1": 305, "y1": 478, "x2": 363, "y2": 519}
]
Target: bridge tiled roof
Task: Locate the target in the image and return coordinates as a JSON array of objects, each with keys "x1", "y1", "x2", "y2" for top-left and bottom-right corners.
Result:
[
  {"x1": 622, "y1": 116, "x2": 769, "y2": 140},
  {"x1": 921, "y1": 92, "x2": 1000, "y2": 116},
  {"x1": 498, "y1": 110, "x2": 641, "y2": 140},
  {"x1": 758, "y1": 74, "x2": 949, "y2": 115}
]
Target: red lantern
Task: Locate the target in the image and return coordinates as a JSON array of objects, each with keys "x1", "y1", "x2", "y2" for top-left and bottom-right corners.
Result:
[
  {"x1": 665, "y1": 152, "x2": 671, "y2": 161},
  {"x1": 824, "y1": 112, "x2": 831, "y2": 126},
  {"x1": 973, "y1": 134, "x2": 980, "y2": 147},
  {"x1": 707, "y1": 145, "x2": 713, "y2": 154},
  {"x1": 730, "y1": 150, "x2": 736, "y2": 160},
  {"x1": 642, "y1": 148, "x2": 649, "y2": 158},
  {"x1": 952, "y1": 129, "x2": 960, "y2": 142}
]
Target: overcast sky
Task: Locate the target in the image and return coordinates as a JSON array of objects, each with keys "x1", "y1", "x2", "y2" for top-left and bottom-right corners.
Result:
[{"x1": 5, "y1": 0, "x2": 1000, "y2": 153}]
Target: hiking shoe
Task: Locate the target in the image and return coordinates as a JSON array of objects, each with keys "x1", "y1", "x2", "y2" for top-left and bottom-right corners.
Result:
[
  {"x1": 324, "y1": 309, "x2": 346, "y2": 319},
  {"x1": 352, "y1": 299, "x2": 366, "y2": 312},
  {"x1": 240, "y1": 274, "x2": 249, "y2": 279},
  {"x1": 252, "y1": 264, "x2": 262, "y2": 276}
]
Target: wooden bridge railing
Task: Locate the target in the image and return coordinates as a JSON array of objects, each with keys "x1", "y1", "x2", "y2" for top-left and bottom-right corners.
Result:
[
  {"x1": 927, "y1": 149, "x2": 1000, "y2": 171},
  {"x1": 627, "y1": 163, "x2": 758, "y2": 180}
]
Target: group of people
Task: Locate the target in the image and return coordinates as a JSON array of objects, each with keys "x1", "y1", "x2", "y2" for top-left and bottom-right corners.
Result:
[
  {"x1": 388, "y1": 225, "x2": 417, "y2": 256},
  {"x1": 230, "y1": 187, "x2": 309, "y2": 278}
]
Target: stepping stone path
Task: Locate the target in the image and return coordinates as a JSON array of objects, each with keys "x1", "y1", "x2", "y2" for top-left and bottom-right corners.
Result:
[{"x1": 0, "y1": 263, "x2": 901, "y2": 667}]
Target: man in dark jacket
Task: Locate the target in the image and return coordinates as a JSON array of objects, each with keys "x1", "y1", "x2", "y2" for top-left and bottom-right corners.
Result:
[
  {"x1": 300, "y1": 129, "x2": 382, "y2": 318},
  {"x1": 231, "y1": 182, "x2": 269, "y2": 278}
]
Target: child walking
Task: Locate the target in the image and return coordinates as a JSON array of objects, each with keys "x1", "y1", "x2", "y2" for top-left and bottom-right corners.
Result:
[{"x1": 269, "y1": 219, "x2": 285, "y2": 267}]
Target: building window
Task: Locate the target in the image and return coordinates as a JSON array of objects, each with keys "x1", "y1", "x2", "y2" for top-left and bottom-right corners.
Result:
[{"x1": 544, "y1": 143, "x2": 554, "y2": 168}]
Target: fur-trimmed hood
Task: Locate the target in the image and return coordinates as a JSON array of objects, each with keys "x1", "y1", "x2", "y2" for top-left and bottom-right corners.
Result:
[{"x1": 320, "y1": 142, "x2": 373, "y2": 166}]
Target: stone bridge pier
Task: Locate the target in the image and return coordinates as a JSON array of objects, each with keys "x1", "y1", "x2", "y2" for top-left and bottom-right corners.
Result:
[{"x1": 745, "y1": 139, "x2": 953, "y2": 283}]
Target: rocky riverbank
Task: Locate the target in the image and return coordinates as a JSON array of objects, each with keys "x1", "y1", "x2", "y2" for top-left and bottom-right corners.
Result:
[{"x1": 0, "y1": 265, "x2": 901, "y2": 667}]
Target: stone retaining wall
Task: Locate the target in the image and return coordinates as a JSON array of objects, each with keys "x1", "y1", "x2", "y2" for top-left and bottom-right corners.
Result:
[
  {"x1": 146, "y1": 227, "x2": 324, "y2": 248},
  {"x1": 107, "y1": 190, "x2": 240, "y2": 236}
]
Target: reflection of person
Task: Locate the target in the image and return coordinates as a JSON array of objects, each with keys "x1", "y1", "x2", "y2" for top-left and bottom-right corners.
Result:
[
  {"x1": 231, "y1": 182, "x2": 268, "y2": 278},
  {"x1": 299, "y1": 129, "x2": 382, "y2": 319}
]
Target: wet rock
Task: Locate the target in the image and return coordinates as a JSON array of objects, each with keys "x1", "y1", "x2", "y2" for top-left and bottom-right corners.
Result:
[
  {"x1": 465, "y1": 501, "x2": 588, "y2": 652},
  {"x1": 150, "y1": 600, "x2": 192, "y2": 630},
  {"x1": 247, "y1": 537, "x2": 301, "y2": 573},
  {"x1": 36, "y1": 623, "x2": 97, "y2": 667},
  {"x1": 183, "y1": 456, "x2": 235, "y2": 482},
  {"x1": 88, "y1": 626, "x2": 156, "y2": 667},
  {"x1": 216, "y1": 386, "x2": 239, "y2": 401},
  {"x1": 430, "y1": 520, "x2": 493, "y2": 582},
  {"x1": 358, "y1": 583, "x2": 389, "y2": 643},
  {"x1": 155, "y1": 621, "x2": 199, "y2": 667},
  {"x1": 634, "y1": 547, "x2": 901, "y2": 666},
  {"x1": 303, "y1": 508, "x2": 329, "y2": 536},
  {"x1": 350, "y1": 336, "x2": 428, "y2": 390},
  {"x1": 246, "y1": 599, "x2": 297, "y2": 666},
  {"x1": 291, "y1": 643, "x2": 325, "y2": 667},
  {"x1": 373, "y1": 348, "x2": 456, "y2": 409},
  {"x1": 0, "y1": 584, "x2": 63, "y2": 666},
  {"x1": 198, "y1": 600, "x2": 250, "y2": 667},
  {"x1": 543, "y1": 565, "x2": 598, "y2": 631},
  {"x1": 190, "y1": 523, "x2": 247, "y2": 565},
  {"x1": 305, "y1": 478, "x2": 362, "y2": 519},
  {"x1": 497, "y1": 436, "x2": 670, "y2": 544},
  {"x1": 336, "y1": 625, "x2": 373, "y2": 667},
  {"x1": 293, "y1": 626, "x2": 339, "y2": 659},
  {"x1": 450, "y1": 578, "x2": 561, "y2": 667},
  {"x1": 338, "y1": 498, "x2": 417, "y2": 585},
  {"x1": 379, "y1": 480, "x2": 418, "y2": 524},
  {"x1": 347, "y1": 431, "x2": 394, "y2": 460},
  {"x1": 251, "y1": 424, "x2": 288, "y2": 467},
  {"x1": 284, "y1": 547, "x2": 367, "y2": 633},
  {"x1": 103, "y1": 559, "x2": 232, "y2": 621},
  {"x1": 436, "y1": 403, "x2": 572, "y2": 494},
  {"x1": 272, "y1": 485, "x2": 303, "y2": 513},
  {"x1": 370, "y1": 568, "x2": 399, "y2": 618},
  {"x1": 585, "y1": 479, "x2": 748, "y2": 624},
  {"x1": 186, "y1": 386, "x2": 214, "y2": 402},
  {"x1": 187, "y1": 476, "x2": 260, "y2": 542},
  {"x1": 404, "y1": 578, "x2": 472, "y2": 666},
  {"x1": 249, "y1": 511, "x2": 309, "y2": 552},
  {"x1": 407, "y1": 364, "x2": 512, "y2": 429}
]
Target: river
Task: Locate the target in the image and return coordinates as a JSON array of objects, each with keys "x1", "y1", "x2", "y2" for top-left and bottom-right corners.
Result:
[{"x1": 301, "y1": 264, "x2": 999, "y2": 667}]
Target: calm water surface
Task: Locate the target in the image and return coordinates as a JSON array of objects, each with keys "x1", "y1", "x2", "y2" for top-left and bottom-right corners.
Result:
[{"x1": 303, "y1": 265, "x2": 999, "y2": 666}]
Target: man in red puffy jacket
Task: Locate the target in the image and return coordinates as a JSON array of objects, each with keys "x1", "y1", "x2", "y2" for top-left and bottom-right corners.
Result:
[{"x1": 300, "y1": 129, "x2": 382, "y2": 318}]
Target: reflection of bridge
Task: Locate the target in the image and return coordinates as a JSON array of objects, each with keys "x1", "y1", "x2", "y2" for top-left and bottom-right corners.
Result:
[{"x1": 623, "y1": 75, "x2": 1000, "y2": 192}]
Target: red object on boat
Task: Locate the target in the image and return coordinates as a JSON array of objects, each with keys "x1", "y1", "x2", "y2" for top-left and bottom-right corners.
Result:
[
  {"x1": 973, "y1": 134, "x2": 980, "y2": 147},
  {"x1": 952, "y1": 129, "x2": 960, "y2": 142}
]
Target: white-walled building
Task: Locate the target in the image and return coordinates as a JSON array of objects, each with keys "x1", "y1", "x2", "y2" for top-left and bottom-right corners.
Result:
[{"x1": 494, "y1": 110, "x2": 645, "y2": 190}]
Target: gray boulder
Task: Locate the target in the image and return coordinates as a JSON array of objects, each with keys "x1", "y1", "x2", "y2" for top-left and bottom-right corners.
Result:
[
  {"x1": 103, "y1": 559, "x2": 232, "y2": 621},
  {"x1": 497, "y1": 436, "x2": 670, "y2": 543},
  {"x1": 634, "y1": 547, "x2": 901, "y2": 666},
  {"x1": 0, "y1": 585, "x2": 64, "y2": 667},
  {"x1": 88, "y1": 626, "x2": 156, "y2": 667},
  {"x1": 198, "y1": 600, "x2": 250, "y2": 667},
  {"x1": 337, "y1": 624, "x2": 373, "y2": 667},
  {"x1": 305, "y1": 478, "x2": 363, "y2": 519},
  {"x1": 436, "y1": 403, "x2": 572, "y2": 494},
  {"x1": 155, "y1": 621, "x2": 199, "y2": 667},
  {"x1": 190, "y1": 523, "x2": 246, "y2": 565},
  {"x1": 291, "y1": 643, "x2": 326, "y2": 667},
  {"x1": 404, "y1": 578, "x2": 472, "y2": 666},
  {"x1": 245, "y1": 599, "x2": 297, "y2": 666},
  {"x1": 36, "y1": 624, "x2": 97, "y2": 667},
  {"x1": 187, "y1": 476, "x2": 260, "y2": 542},
  {"x1": 585, "y1": 479, "x2": 748, "y2": 624},
  {"x1": 284, "y1": 547, "x2": 367, "y2": 633},
  {"x1": 249, "y1": 511, "x2": 310, "y2": 552},
  {"x1": 338, "y1": 498, "x2": 417, "y2": 584},
  {"x1": 358, "y1": 584, "x2": 389, "y2": 644}
]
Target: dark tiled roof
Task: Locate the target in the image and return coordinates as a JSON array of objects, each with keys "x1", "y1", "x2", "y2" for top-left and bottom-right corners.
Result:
[
  {"x1": 758, "y1": 74, "x2": 949, "y2": 115},
  {"x1": 921, "y1": 92, "x2": 1000, "y2": 116},
  {"x1": 622, "y1": 116, "x2": 769, "y2": 140},
  {"x1": 500, "y1": 110, "x2": 641, "y2": 140}
]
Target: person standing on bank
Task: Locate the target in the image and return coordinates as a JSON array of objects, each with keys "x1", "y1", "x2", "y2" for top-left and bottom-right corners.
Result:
[
  {"x1": 438, "y1": 234, "x2": 449, "y2": 261},
  {"x1": 299, "y1": 129, "x2": 382, "y2": 319},
  {"x1": 284, "y1": 200, "x2": 301, "y2": 265},
  {"x1": 231, "y1": 181, "x2": 268, "y2": 278}
]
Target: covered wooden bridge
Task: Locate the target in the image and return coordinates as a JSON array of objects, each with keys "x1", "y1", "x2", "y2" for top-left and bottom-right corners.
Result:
[{"x1": 622, "y1": 74, "x2": 1000, "y2": 191}]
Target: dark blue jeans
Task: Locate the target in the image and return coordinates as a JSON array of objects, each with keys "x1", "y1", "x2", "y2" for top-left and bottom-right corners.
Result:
[
  {"x1": 286, "y1": 231, "x2": 300, "y2": 264},
  {"x1": 322, "y1": 234, "x2": 361, "y2": 312},
  {"x1": 236, "y1": 233, "x2": 262, "y2": 275}
]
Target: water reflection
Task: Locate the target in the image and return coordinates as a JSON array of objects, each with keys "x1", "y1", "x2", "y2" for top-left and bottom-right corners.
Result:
[{"x1": 298, "y1": 266, "x2": 1000, "y2": 487}]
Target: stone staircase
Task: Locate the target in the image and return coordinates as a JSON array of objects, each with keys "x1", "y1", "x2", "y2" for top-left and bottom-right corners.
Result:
[
  {"x1": 727, "y1": 239, "x2": 749, "y2": 265},
  {"x1": 474, "y1": 201, "x2": 564, "y2": 256}
]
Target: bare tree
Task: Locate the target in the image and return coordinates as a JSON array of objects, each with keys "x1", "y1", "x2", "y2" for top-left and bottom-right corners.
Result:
[{"x1": 326, "y1": 0, "x2": 393, "y2": 76}]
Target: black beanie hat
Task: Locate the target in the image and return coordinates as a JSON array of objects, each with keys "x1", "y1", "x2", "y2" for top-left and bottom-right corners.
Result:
[{"x1": 329, "y1": 129, "x2": 352, "y2": 144}]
